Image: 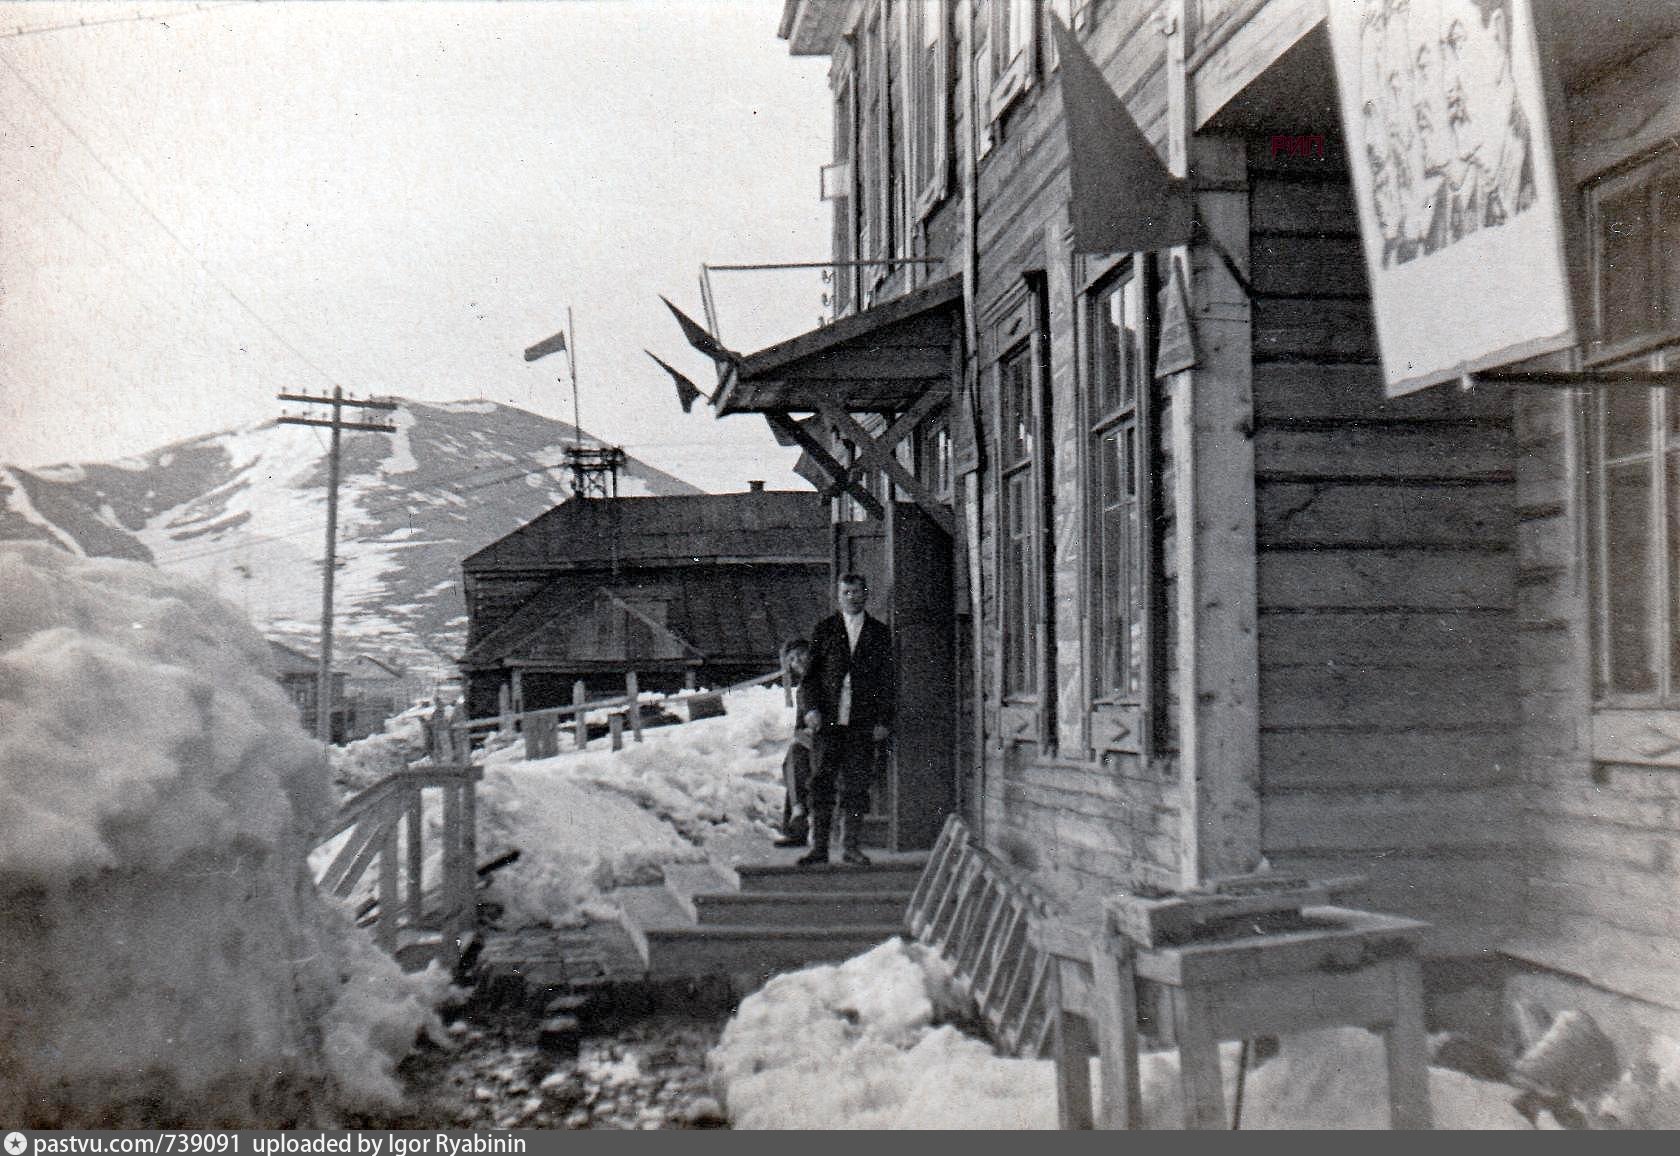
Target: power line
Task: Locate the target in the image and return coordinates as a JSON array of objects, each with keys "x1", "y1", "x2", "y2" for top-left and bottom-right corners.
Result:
[{"x1": 0, "y1": 42, "x2": 344, "y2": 392}]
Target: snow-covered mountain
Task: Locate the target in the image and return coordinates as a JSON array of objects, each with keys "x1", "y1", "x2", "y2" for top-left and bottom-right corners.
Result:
[{"x1": 0, "y1": 399, "x2": 699, "y2": 680}]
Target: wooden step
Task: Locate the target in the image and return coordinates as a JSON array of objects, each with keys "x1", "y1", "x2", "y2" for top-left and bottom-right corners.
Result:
[
  {"x1": 637, "y1": 922, "x2": 906, "y2": 979},
  {"x1": 691, "y1": 889, "x2": 910, "y2": 928},
  {"x1": 661, "y1": 862, "x2": 739, "y2": 920},
  {"x1": 727, "y1": 853, "x2": 928, "y2": 895},
  {"x1": 616, "y1": 883, "x2": 688, "y2": 968},
  {"x1": 616, "y1": 882, "x2": 903, "y2": 979}
]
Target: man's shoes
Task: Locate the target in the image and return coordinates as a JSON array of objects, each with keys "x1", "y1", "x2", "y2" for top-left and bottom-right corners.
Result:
[
  {"x1": 841, "y1": 848, "x2": 872, "y2": 867},
  {"x1": 797, "y1": 848, "x2": 829, "y2": 866},
  {"x1": 773, "y1": 832, "x2": 809, "y2": 848}
]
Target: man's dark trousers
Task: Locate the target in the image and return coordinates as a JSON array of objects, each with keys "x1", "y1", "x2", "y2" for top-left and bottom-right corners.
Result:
[{"x1": 809, "y1": 724, "x2": 875, "y2": 846}]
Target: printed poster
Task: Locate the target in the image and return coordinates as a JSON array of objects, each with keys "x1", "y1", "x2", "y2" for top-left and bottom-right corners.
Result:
[{"x1": 1328, "y1": 0, "x2": 1578, "y2": 396}]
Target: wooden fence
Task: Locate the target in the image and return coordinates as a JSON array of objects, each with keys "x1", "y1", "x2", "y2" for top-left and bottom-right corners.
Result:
[{"x1": 456, "y1": 667, "x2": 791, "y2": 759}]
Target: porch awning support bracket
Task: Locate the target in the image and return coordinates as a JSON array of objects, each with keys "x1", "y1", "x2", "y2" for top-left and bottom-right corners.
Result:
[
  {"x1": 762, "y1": 411, "x2": 886, "y2": 520},
  {"x1": 815, "y1": 396, "x2": 958, "y2": 537}
]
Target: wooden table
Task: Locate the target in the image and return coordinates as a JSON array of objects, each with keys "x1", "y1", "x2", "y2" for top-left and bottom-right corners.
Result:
[{"x1": 1037, "y1": 906, "x2": 1433, "y2": 1130}]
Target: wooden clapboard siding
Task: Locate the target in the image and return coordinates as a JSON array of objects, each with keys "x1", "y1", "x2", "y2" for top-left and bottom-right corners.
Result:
[
  {"x1": 974, "y1": 3, "x2": 1185, "y2": 892},
  {"x1": 1249, "y1": 133, "x2": 1521, "y2": 954}
]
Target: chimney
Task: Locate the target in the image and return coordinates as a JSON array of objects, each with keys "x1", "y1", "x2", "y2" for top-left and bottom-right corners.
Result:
[{"x1": 747, "y1": 480, "x2": 765, "y2": 493}]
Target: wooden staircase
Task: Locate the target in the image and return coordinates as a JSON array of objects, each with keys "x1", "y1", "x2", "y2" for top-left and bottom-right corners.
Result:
[{"x1": 615, "y1": 852, "x2": 928, "y2": 981}]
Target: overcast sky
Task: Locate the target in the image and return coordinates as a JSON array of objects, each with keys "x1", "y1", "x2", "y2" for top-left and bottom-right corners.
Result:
[{"x1": 0, "y1": 0, "x2": 834, "y2": 492}]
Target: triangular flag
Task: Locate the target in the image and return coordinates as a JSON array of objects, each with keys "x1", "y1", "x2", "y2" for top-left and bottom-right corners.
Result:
[
  {"x1": 661, "y1": 297, "x2": 738, "y2": 366},
  {"x1": 1051, "y1": 15, "x2": 1194, "y2": 254},
  {"x1": 645, "y1": 350, "x2": 707, "y2": 413},
  {"x1": 523, "y1": 328, "x2": 568, "y2": 362}
]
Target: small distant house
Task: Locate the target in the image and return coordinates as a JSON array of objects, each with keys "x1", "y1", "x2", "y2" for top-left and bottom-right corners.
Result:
[
  {"x1": 459, "y1": 490, "x2": 831, "y2": 718},
  {"x1": 343, "y1": 654, "x2": 408, "y2": 741},
  {"x1": 266, "y1": 640, "x2": 346, "y2": 742}
]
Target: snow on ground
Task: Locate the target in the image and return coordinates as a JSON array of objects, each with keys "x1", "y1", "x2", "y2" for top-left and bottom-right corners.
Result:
[
  {"x1": 468, "y1": 686, "x2": 792, "y2": 928},
  {"x1": 0, "y1": 543, "x2": 448, "y2": 1127},
  {"x1": 710, "y1": 938, "x2": 1533, "y2": 1130}
]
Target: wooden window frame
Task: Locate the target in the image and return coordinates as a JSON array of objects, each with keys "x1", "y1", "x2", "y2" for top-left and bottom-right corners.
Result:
[
  {"x1": 1587, "y1": 149, "x2": 1680, "y2": 708},
  {"x1": 988, "y1": 281, "x2": 1054, "y2": 729},
  {"x1": 1081, "y1": 259, "x2": 1156, "y2": 708},
  {"x1": 829, "y1": 42, "x2": 860, "y2": 318},
  {"x1": 906, "y1": 0, "x2": 951, "y2": 219},
  {"x1": 988, "y1": 0, "x2": 1040, "y2": 123}
]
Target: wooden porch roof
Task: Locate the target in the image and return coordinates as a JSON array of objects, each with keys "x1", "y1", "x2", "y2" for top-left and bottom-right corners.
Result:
[{"x1": 713, "y1": 275, "x2": 963, "y2": 416}]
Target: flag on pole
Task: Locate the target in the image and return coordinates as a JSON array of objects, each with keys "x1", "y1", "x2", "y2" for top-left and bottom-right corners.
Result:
[
  {"x1": 645, "y1": 350, "x2": 708, "y2": 413},
  {"x1": 524, "y1": 328, "x2": 568, "y2": 362},
  {"x1": 661, "y1": 296, "x2": 739, "y2": 366},
  {"x1": 1051, "y1": 15, "x2": 1193, "y2": 254}
]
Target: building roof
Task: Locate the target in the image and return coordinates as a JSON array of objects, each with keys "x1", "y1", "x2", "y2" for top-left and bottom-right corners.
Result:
[
  {"x1": 348, "y1": 654, "x2": 405, "y2": 678},
  {"x1": 714, "y1": 275, "x2": 963, "y2": 415},
  {"x1": 462, "y1": 490, "x2": 827, "y2": 574},
  {"x1": 461, "y1": 563, "x2": 831, "y2": 670}
]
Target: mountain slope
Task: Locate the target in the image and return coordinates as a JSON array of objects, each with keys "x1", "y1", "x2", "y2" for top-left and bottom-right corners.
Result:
[{"x1": 0, "y1": 399, "x2": 699, "y2": 680}]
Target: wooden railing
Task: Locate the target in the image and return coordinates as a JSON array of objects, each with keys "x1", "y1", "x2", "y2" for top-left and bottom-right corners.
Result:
[
  {"x1": 312, "y1": 667, "x2": 791, "y2": 965},
  {"x1": 315, "y1": 761, "x2": 482, "y2": 969}
]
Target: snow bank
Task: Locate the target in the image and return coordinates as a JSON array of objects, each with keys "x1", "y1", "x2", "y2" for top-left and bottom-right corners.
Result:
[
  {"x1": 0, "y1": 543, "x2": 446, "y2": 1127},
  {"x1": 710, "y1": 937, "x2": 1531, "y2": 1130},
  {"x1": 473, "y1": 686, "x2": 790, "y2": 927}
]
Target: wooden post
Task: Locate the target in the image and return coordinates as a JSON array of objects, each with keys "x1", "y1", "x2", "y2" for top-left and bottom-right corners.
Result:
[
  {"x1": 1089, "y1": 932, "x2": 1142, "y2": 1129},
  {"x1": 441, "y1": 781, "x2": 463, "y2": 968},
  {"x1": 626, "y1": 672, "x2": 644, "y2": 742},
  {"x1": 573, "y1": 680, "x2": 588, "y2": 750},
  {"x1": 609, "y1": 711, "x2": 624, "y2": 751},
  {"x1": 1384, "y1": 961, "x2": 1434, "y2": 1128},
  {"x1": 460, "y1": 774, "x2": 478, "y2": 925},
  {"x1": 1052, "y1": 969, "x2": 1095, "y2": 1130},
  {"x1": 1173, "y1": 993, "x2": 1227, "y2": 1130},
  {"x1": 780, "y1": 648, "x2": 793, "y2": 706},
  {"x1": 377, "y1": 816, "x2": 399, "y2": 952},
  {"x1": 523, "y1": 714, "x2": 541, "y2": 760},
  {"x1": 510, "y1": 669, "x2": 524, "y2": 717},
  {"x1": 684, "y1": 667, "x2": 697, "y2": 691},
  {"x1": 497, "y1": 682, "x2": 513, "y2": 739},
  {"x1": 405, "y1": 791, "x2": 424, "y2": 924}
]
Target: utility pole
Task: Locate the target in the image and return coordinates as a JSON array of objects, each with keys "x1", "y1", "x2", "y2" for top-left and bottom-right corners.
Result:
[{"x1": 278, "y1": 388, "x2": 398, "y2": 742}]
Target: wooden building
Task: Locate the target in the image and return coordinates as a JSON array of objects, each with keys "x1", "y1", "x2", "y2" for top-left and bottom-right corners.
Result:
[
  {"x1": 458, "y1": 490, "x2": 831, "y2": 718},
  {"x1": 266, "y1": 640, "x2": 346, "y2": 742},
  {"x1": 343, "y1": 654, "x2": 413, "y2": 741},
  {"x1": 690, "y1": 0, "x2": 1680, "y2": 1051}
]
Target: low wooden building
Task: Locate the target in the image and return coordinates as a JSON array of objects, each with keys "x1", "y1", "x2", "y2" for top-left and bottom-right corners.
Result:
[
  {"x1": 689, "y1": 0, "x2": 1680, "y2": 1054},
  {"x1": 343, "y1": 654, "x2": 412, "y2": 741},
  {"x1": 266, "y1": 640, "x2": 346, "y2": 742},
  {"x1": 458, "y1": 490, "x2": 831, "y2": 718}
]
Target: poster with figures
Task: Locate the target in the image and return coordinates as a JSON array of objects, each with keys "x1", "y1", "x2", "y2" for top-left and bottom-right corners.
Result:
[{"x1": 1328, "y1": 0, "x2": 1578, "y2": 396}]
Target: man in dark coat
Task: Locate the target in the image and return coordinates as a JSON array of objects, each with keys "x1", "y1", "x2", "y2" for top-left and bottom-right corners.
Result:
[{"x1": 797, "y1": 572, "x2": 894, "y2": 865}]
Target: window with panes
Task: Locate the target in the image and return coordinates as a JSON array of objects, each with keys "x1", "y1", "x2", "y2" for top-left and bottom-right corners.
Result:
[
  {"x1": 1087, "y1": 266, "x2": 1149, "y2": 701},
  {"x1": 1588, "y1": 152, "x2": 1680, "y2": 701},
  {"x1": 990, "y1": 0, "x2": 1037, "y2": 114},
  {"x1": 1000, "y1": 340, "x2": 1039, "y2": 696},
  {"x1": 908, "y1": 0, "x2": 949, "y2": 214},
  {"x1": 831, "y1": 65, "x2": 858, "y2": 317}
]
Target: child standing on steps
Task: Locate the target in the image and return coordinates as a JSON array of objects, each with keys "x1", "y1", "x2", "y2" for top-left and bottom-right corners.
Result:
[{"x1": 774, "y1": 638, "x2": 814, "y2": 848}]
